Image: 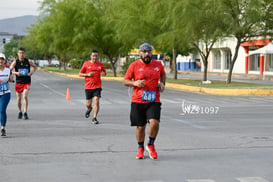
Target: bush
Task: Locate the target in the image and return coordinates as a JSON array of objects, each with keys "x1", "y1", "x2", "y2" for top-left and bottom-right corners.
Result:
[
  {"x1": 103, "y1": 62, "x2": 112, "y2": 69},
  {"x1": 121, "y1": 58, "x2": 135, "y2": 75},
  {"x1": 69, "y1": 59, "x2": 82, "y2": 69}
]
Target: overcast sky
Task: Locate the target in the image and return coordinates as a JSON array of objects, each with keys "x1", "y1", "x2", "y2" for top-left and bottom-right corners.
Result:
[{"x1": 0, "y1": 0, "x2": 40, "y2": 20}]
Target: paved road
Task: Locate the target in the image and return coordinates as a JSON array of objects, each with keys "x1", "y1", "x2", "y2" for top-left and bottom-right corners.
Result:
[{"x1": 1, "y1": 71, "x2": 273, "y2": 182}]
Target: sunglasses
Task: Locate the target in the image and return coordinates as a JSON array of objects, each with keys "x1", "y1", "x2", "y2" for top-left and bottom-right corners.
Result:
[{"x1": 142, "y1": 50, "x2": 151, "y2": 53}]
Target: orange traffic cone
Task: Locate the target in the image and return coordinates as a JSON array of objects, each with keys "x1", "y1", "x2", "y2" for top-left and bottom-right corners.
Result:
[{"x1": 66, "y1": 88, "x2": 71, "y2": 100}]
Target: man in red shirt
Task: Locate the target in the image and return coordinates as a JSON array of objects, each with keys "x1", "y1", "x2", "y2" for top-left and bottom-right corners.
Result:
[
  {"x1": 79, "y1": 50, "x2": 106, "y2": 124},
  {"x1": 123, "y1": 42, "x2": 166, "y2": 159}
]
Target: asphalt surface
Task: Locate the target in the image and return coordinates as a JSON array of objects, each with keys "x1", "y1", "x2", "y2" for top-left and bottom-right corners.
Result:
[{"x1": 0, "y1": 71, "x2": 273, "y2": 182}]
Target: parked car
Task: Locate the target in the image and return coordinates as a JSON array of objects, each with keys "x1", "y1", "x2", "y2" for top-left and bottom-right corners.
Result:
[
  {"x1": 50, "y1": 59, "x2": 60, "y2": 67},
  {"x1": 37, "y1": 60, "x2": 49, "y2": 67}
]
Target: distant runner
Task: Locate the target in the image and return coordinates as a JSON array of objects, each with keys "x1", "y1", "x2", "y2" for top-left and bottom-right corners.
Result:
[
  {"x1": 79, "y1": 49, "x2": 106, "y2": 124},
  {"x1": 10, "y1": 47, "x2": 37, "y2": 120}
]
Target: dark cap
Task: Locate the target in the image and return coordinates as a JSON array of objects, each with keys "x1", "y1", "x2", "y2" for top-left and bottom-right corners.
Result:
[{"x1": 139, "y1": 42, "x2": 153, "y2": 52}]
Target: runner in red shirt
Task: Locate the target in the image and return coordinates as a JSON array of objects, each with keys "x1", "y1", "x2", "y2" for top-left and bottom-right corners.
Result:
[
  {"x1": 123, "y1": 42, "x2": 166, "y2": 159},
  {"x1": 79, "y1": 50, "x2": 106, "y2": 124}
]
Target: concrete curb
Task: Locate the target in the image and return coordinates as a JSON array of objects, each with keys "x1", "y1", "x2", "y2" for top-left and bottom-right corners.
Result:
[
  {"x1": 45, "y1": 70, "x2": 273, "y2": 96},
  {"x1": 166, "y1": 83, "x2": 273, "y2": 96},
  {"x1": 178, "y1": 71, "x2": 273, "y2": 80}
]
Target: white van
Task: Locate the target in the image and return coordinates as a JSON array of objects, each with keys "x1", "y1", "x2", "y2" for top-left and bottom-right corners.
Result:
[
  {"x1": 51, "y1": 59, "x2": 60, "y2": 66},
  {"x1": 37, "y1": 60, "x2": 49, "y2": 67}
]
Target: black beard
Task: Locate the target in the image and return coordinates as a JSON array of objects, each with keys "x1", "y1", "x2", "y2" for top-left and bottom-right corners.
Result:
[{"x1": 141, "y1": 56, "x2": 152, "y2": 64}]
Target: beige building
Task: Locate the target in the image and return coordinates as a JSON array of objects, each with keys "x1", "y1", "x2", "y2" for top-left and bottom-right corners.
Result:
[{"x1": 199, "y1": 37, "x2": 273, "y2": 77}]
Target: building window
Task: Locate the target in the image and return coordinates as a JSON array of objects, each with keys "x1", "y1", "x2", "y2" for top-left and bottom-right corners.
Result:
[
  {"x1": 213, "y1": 50, "x2": 221, "y2": 69},
  {"x1": 265, "y1": 54, "x2": 273, "y2": 71},
  {"x1": 249, "y1": 55, "x2": 260, "y2": 71},
  {"x1": 225, "y1": 49, "x2": 232, "y2": 69}
]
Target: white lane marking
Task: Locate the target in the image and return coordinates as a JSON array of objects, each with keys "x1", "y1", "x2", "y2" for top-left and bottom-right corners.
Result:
[
  {"x1": 186, "y1": 177, "x2": 269, "y2": 182},
  {"x1": 237, "y1": 177, "x2": 269, "y2": 182},
  {"x1": 169, "y1": 117, "x2": 208, "y2": 129},
  {"x1": 136, "y1": 181, "x2": 163, "y2": 182},
  {"x1": 161, "y1": 98, "x2": 180, "y2": 103},
  {"x1": 187, "y1": 180, "x2": 215, "y2": 182},
  {"x1": 39, "y1": 83, "x2": 65, "y2": 96}
]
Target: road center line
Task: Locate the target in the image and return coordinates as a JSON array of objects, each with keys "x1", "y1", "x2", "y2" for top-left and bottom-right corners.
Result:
[
  {"x1": 39, "y1": 83, "x2": 65, "y2": 97},
  {"x1": 165, "y1": 116, "x2": 208, "y2": 129}
]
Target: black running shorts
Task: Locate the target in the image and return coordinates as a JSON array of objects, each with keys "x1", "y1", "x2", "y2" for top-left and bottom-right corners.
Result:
[
  {"x1": 85, "y1": 88, "x2": 102, "y2": 100},
  {"x1": 130, "y1": 102, "x2": 161, "y2": 126}
]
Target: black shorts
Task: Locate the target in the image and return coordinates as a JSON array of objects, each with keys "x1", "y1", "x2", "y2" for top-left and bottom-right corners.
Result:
[
  {"x1": 85, "y1": 88, "x2": 102, "y2": 100},
  {"x1": 130, "y1": 102, "x2": 161, "y2": 126}
]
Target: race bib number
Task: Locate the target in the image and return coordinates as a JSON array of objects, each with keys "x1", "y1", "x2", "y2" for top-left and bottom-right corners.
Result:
[
  {"x1": 0, "y1": 82, "x2": 9, "y2": 92},
  {"x1": 18, "y1": 68, "x2": 29, "y2": 76},
  {"x1": 142, "y1": 90, "x2": 156, "y2": 102}
]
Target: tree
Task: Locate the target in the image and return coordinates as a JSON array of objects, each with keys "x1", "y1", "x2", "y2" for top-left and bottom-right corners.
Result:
[
  {"x1": 21, "y1": 0, "x2": 77, "y2": 68},
  {"x1": 21, "y1": 23, "x2": 53, "y2": 60},
  {"x1": 3, "y1": 39, "x2": 19, "y2": 60},
  {"x1": 113, "y1": 0, "x2": 187, "y2": 79},
  {"x1": 113, "y1": 0, "x2": 225, "y2": 81},
  {"x1": 23, "y1": 0, "x2": 126, "y2": 75},
  {"x1": 18, "y1": 0, "x2": 55, "y2": 61},
  {"x1": 46, "y1": 0, "x2": 81, "y2": 68},
  {"x1": 165, "y1": 0, "x2": 226, "y2": 81},
  {"x1": 113, "y1": 0, "x2": 163, "y2": 48},
  {"x1": 72, "y1": 0, "x2": 126, "y2": 76},
  {"x1": 220, "y1": 0, "x2": 273, "y2": 83},
  {"x1": 151, "y1": 0, "x2": 189, "y2": 79}
]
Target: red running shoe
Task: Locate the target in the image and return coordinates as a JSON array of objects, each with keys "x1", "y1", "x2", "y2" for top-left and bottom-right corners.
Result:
[
  {"x1": 136, "y1": 147, "x2": 144, "y2": 159},
  {"x1": 146, "y1": 144, "x2": 158, "y2": 159}
]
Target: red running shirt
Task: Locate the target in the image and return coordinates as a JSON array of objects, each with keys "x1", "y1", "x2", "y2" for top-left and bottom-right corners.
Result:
[
  {"x1": 80, "y1": 60, "x2": 106, "y2": 89},
  {"x1": 124, "y1": 59, "x2": 165, "y2": 103}
]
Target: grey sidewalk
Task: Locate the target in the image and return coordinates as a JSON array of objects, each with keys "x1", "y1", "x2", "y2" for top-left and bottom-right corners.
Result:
[{"x1": 166, "y1": 71, "x2": 273, "y2": 85}]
